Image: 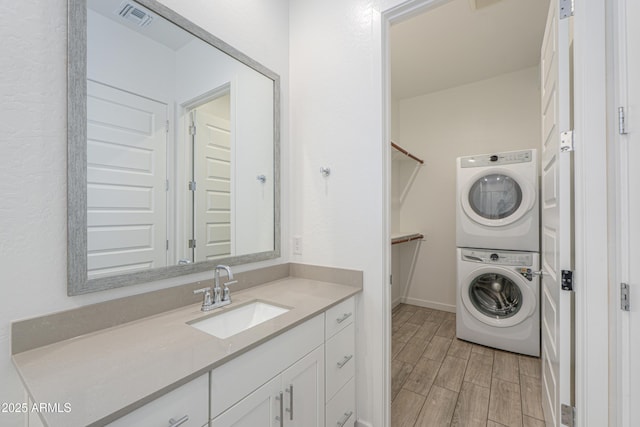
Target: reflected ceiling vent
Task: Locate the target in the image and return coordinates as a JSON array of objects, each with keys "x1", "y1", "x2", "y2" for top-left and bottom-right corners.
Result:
[
  {"x1": 468, "y1": 0, "x2": 504, "y2": 10},
  {"x1": 114, "y1": 2, "x2": 154, "y2": 27}
]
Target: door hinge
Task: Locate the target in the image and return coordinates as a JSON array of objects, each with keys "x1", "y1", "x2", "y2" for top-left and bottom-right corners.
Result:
[
  {"x1": 189, "y1": 124, "x2": 196, "y2": 135},
  {"x1": 188, "y1": 181, "x2": 197, "y2": 191},
  {"x1": 561, "y1": 270, "x2": 574, "y2": 291},
  {"x1": 621, "y1": 283, "x2": 630, "y2": 311},
  {"x1": 165, "y1": 120, "x2": 169, "y2": 133},
  {"x1": 619, "y1": 107, "x2": 628, "y2": 135},
  {"x1": 166, "y1": 239, "x2": 169, "y2": 250},
  {"x1": 390, "y1": 275, "x2": 393, "y2": 285},
  {"x1": 559, "y1": 0, "x2": 574, "y2": 19},
  {"x1": 561, "y1": 403, "x2": 575, "y2": 427},
  {"x1": 188, "y1": 239, "x2": 196, "y2": 249},
  {"x1": 165, "y1": 179, "x2": 169, "y2": 191},
  {"x1": 560, "y1": 130, "x2": 574, "y2": 152}
]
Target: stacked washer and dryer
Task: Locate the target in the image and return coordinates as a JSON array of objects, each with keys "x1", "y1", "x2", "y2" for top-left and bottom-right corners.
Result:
[{"x1": 455, "y1": 150, "x2": 540, "y2": 356}]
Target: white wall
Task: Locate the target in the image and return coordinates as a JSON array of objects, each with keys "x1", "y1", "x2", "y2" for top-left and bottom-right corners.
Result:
[
  {"x1": 392, "y1": 67, "x2": 541, "y2": 311},
  {"x1": 289, "y1": 0, "x2": 387, "y2": 425},
  {"x1": 0, "y1": 1, "x2": 289, "y2": 426}
]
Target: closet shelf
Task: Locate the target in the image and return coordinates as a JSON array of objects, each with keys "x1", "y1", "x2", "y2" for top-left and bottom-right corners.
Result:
[
  {"x1": 391, "y1": 141, "x2": 424, "y2": 165},
  {"x1": 391, "y1": 232, "x2": 424, "y2": 245}
]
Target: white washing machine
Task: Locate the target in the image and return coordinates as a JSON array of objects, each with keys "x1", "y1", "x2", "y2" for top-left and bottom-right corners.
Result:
[
  {"x1": 456, "y1": 248, "x2": 540, "y2": 356},
  {"x1": 456, "y1": 149, "x2": 539, "y2": 251}
]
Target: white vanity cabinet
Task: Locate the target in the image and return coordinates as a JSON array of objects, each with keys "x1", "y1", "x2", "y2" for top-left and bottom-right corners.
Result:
[
  {"x1": 209, "y1": 296, "x2": 357, "y2": 427},
  {"x1": 106, "y1": 374, "x2": 209, "y2": 427},
  {"x1": 210, "y1": 314, "x2": 325, "y2": 427},
  {"x1": 211, "y1": 345, "x2": 324, "y2": 427},
  {"x1": 324, "y1": 296, "x2": 356, "y2": 426}
]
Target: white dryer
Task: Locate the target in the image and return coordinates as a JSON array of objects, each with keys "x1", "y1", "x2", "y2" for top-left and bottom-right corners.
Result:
[
  {"x1": 456, "y1": 248, "x2": 540, "y2": 356},
  {"x1": 456, "y1": 149, "x2": 539, "y2": 251}
]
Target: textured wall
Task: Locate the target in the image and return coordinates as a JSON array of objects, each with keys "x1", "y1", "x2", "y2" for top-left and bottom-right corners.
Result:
[
  {"x1": 0, "y1": 1, "x2": 289, "y2": 425},
  {"x1": 289, "y1": 1, "x2": 387, "y2": 425}
]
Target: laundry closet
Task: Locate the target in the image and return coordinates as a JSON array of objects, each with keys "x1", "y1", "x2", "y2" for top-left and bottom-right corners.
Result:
[{"x1": 390, "y1": 0, "x2": 548, "y2": 329}]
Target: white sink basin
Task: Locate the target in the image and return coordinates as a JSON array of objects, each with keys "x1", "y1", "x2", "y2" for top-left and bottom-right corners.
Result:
[{"x1": 189, "y1": 301, "x2": 290, "y2": 339}]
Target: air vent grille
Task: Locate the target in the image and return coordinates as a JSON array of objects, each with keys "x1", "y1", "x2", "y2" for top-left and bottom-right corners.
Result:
[{"x1": 115, "y1": 2, "x2": 154, "y2": 27}]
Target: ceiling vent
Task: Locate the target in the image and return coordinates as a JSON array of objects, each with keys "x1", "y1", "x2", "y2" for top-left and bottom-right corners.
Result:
[
  {"x1": 468, "y1": 0, "x2": 504, "y2": 10},
  {"x1": 114, "y1": 2, "x2": 154, "y2": 27}
]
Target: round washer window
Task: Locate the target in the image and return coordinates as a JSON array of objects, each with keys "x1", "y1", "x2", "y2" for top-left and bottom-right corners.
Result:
[
  {"x1": 468, "y1": 174, "x2": 522, "y2": 220},
  {"x1": 468, "y1": 273, "x2": 522, "y2": 319}
]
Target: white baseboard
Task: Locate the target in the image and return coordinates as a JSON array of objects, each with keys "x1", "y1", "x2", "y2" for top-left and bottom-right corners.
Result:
[
  {"x1": 356, "y1": 420, "x2": 374, "y2": 427},
  {"x1": 399, "y1": 296, "x2": 456, "y2": 313}
]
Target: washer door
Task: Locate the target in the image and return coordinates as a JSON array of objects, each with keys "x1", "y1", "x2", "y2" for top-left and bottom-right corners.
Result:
[
  {"x1": 460, "y1": 168, "x2": 535, "y2": 227},
  {"x1": 461, "y1": 266, "x2": 536, "y2": 328}
]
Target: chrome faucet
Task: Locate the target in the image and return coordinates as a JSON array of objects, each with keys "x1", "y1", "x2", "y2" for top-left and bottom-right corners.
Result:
[
  {"x1": 214, "y1": 265, "x2": 236, "y2": 305},
  {"x1": 193, "y1": 265, "x2": 237, "y2": 311}
]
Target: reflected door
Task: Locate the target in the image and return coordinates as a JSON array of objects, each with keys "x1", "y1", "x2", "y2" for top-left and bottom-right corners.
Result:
[
  {"x1": 193, "y1": 98, "x2": 234, "y2": 262},
  {"x1": 86, "y1": 80, "x2": 168, "y2": 279}
]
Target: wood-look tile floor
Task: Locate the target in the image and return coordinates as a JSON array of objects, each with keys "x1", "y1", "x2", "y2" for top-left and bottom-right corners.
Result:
[{"x1": 391, "y1": 303, "x2": 545, "y2": 427}]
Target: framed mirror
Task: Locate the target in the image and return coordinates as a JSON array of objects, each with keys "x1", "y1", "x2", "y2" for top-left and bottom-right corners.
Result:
[{"x1": 68, "y1": 0, "x2": 280, "y2": 295}]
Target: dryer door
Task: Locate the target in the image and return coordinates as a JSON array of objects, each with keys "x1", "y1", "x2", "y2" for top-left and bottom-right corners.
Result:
[
  {"x1": 460, "y1": 168, "x2": 535, "y2": 227},
  {"x1": 461, "y1": 266, "x2": 536, "y2": 328}
]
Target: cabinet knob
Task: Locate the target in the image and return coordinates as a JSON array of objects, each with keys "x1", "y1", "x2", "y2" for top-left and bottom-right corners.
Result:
[
  {"x1": 337, "y1": 411, "x2": 354, "y2": 427},
  {"x1": 336, "y1": 312, "x2": 352, "y2": 324},
  {"x1": 168, "y1": 415, "x2": 189, "y2": 427},
  {"x1": 337, "y1": 354, "x2": 353, "y2": 369},
  {"x1": 285, "y1": 384, "x2": 294, "y2": 420}
]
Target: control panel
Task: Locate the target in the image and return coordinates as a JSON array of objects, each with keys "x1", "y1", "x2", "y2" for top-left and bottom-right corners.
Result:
[
  {"x1": 460, "y1": 150, "x2": 532, "y2": 168},
  {"x1": 461, "y1": 249, "x2": 533, "y2": 266}
]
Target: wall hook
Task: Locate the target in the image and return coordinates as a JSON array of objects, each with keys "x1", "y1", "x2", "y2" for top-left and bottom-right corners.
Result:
[
  {"x1": 257, "y1": 174, "x2": 266, "y2": 183},
  {"x1": 320, "y1": 167, "x2": 331, "y2": 177}
]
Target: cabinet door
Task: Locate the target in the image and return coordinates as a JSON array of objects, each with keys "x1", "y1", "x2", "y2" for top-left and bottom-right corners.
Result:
[
  {"x1": 211, "y1": 376, "x2": 281, "y2": 427},
  {"x1": 281, "y1": 345, "x2": 325, "y2": 427}
]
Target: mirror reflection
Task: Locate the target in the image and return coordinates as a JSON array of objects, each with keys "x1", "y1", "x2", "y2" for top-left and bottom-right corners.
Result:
[{"x1": 84, "y1": 0, "x2": 276, "y2": 281}]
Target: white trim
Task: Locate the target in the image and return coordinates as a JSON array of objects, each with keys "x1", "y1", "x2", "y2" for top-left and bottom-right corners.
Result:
[
  {"x1": 610, "y1": 0, "x2": 630, "y2": 425},
  {"x1": 398, "y1": 296, "x2": 456, "y2": 313},
  {"x1": 378, "y1": 7, "x2": 392, "y2": 427},
  {"x1": 573, "y1": 0, "x2": 610, "y2": 425}
]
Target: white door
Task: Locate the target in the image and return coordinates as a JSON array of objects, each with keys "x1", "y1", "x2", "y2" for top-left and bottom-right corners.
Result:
[
  {"x1": 193, "y1": 107, "x2": 233, "y2": 261},
  {"x1": 86, "y1": 80, "x2": 168, "y2": 279},
  {"x1": 211, "y1": 376, "x2": 281, "y2": 427},
  {"x1": 540, "y1": 0, "x2": 573, "y2": 425},
  {"x1": 281, "y1": 346, "x2": 325, "y2": 427},
  {"x1": 619, "y1": 0, "x2": 640, "y2": 423}
]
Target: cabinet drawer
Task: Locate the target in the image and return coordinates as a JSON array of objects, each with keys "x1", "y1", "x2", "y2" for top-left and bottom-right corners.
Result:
[
  {"x1": 326, "y1": 378, "x2": 355, "y2": 427},
  {"x1": 325, "y1": 322, "x2": 355, "y2": 401},
  {"x1": 106, "y1": 374, "x2": 208, "y2": 427},
  {"x1": 325, "y1": 297, "x2": 355, "y2": 339}
]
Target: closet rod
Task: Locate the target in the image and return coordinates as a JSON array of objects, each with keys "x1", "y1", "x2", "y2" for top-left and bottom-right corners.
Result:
[{"x1": 391, "y1": 142, "x2": 424, "y2": 164}]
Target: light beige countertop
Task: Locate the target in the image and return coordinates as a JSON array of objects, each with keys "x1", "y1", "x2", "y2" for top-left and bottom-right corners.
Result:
[{"x1": 12, "y1": 277, "x2": 360, "y2": 427}]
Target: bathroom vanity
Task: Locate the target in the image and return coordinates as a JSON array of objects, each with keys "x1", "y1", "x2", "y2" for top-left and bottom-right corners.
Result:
[{"x1": 12, "y1": 265, "x2": 360, "y2": 427}]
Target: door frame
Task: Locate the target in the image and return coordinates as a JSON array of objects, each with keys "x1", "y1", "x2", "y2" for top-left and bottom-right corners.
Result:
[
  {"x1": 610, "y1": 0, "x2": 634, "y2": 425},
  {"x1": 380, "y1": 0, "x2": 609, "y2": 425},
  {"x1": 571, "y1": 0, "x2": 609, "y2": 425}
]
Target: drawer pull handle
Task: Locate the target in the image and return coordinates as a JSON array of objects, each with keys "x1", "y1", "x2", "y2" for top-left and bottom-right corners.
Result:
[
  {"x1": 168, "y1": 415, "x2": 189, "y2": 427},
  {"x1": 337, "y1": 410, "x2": 354, "y2": 427},
  {"x1": 285, "y1": 384, "x2": 294, "y2": 420},
  {"x1": 337, "y1": 354, "x2": 353, "y2": 369},
  {"x1": 275, "y1": 391, "x2": 284, "y2": 427},
  {"x1": 336, "y1": 312, "x2": 352, "y2": 324}
]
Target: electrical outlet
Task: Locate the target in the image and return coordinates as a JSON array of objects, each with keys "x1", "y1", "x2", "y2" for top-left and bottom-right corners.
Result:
[{"x1": 293, "y1": 236, "x2": 303, "y2": 255}]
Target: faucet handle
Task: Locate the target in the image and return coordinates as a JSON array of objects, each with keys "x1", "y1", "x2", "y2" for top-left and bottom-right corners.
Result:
[
  {"x1": 193, "y1": 287, "x2": 213, "y2": 308},
  {"x1": 221, "y1": 280, "x2": 238, "y2": 302}
]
